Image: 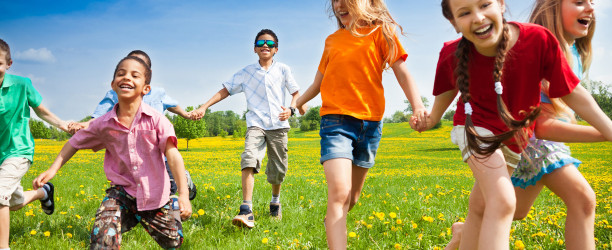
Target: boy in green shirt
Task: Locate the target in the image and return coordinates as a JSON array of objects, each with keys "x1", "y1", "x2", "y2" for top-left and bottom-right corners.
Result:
[{"x1": 0, "y1": 38, "x2": 71, "y2": 250}]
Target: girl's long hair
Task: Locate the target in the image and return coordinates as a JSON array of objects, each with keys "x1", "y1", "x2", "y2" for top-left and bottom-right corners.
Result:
[
  {"x1": 529, "y1": 0, "x2": 595, "y2": 123},
  {"x1": 328, "y1": 0, "x2": 403, "y2": 69},
  {"x1": 441, "y1": 0, "x2": 541, "y2": 156}
]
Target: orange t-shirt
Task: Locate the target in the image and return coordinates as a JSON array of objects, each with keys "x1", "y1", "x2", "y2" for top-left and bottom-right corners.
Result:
[{"x1": 317, "y1": 26, "x2": 407, "y2": 121}]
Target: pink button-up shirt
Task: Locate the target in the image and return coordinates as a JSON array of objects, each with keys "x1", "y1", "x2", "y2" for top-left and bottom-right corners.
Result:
[{"x1": 70, "y1": 102, "x2": 177, "y2": 211}]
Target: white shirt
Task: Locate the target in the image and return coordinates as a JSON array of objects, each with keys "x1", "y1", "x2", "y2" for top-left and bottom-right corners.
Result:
[{"x1": 223, "y1": 61, "x2": 299, "y2": 130}]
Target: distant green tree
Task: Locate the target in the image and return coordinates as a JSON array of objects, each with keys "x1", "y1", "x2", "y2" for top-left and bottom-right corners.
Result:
[
  {"x1": 404, "y1": 96, "x2": 430, "y2": 114},
  {"x1": 171, "y1": 106, "x2": 206, "y2": 150},
  {"x1": 584, "y1": 80, "x2": 612, "y2": 119},
  {"x1": 29, "y1": 119, "x2": 52, "y2": 139},
  {"x1": 299, "y1": 106, "x2": 321, "y2": 131},
  {"x1": 443, "y1": 110, "x2": 455, "y2": 121}
]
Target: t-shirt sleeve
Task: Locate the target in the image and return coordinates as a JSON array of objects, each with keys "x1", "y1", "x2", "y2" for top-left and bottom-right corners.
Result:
[
  {"x1": 69, "y1": 118, "x2": 105, "y2": 152},
  {"x1": 541, "y1": 30, "x2": 580, "y2": 98},
  {"x1": 222, "y1": 70, "x2": 245, "y2": 96},
  {"x1": 26, "y1": 79, "x2": 43, "y2": 108},
  {"x1": 283, "y1": 65, "x2": 300, "y2": 94},
  {"x1": 156, "y1": 115, "x2": 177, "y2": 154},
  {"x1": 381, "y1": 31, "x2": 408, "y2": 64},
  {"x1": 432, "y1": 45, "x2": 456, "y2": 96},
  {"x1": 317, "y1": 39, "x2": 330, "y2": 75},
  {"x1": 92, "y1": 90, "x2": 117, "y2": 118},
  {"x1": 160, "y1": 89, "x2": 179, "y2": 111}
]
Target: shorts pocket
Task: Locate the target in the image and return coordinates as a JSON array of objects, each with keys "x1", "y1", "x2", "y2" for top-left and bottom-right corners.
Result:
[{"x1": 321, "y1": 115, "x2": 342, "y2": 130}]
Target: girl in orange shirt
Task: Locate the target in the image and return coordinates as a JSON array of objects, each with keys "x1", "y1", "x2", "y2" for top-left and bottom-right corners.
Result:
[{"x1": 296, "y1": 0, "x2": 426, "y2": 248}]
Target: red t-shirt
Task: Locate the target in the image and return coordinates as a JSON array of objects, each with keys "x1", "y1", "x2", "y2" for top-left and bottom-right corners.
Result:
[{"x1": 433, "y1": 22, "x2": 579, "y2": 152}]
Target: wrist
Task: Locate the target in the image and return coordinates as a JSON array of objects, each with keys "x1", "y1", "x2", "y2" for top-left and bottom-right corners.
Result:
[{"x1": 289, "y1": 107, "x2": 297, "y2": 116}]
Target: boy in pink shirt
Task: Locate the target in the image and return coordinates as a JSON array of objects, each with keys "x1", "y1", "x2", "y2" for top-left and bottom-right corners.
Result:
[{"x1": 33, "y1": 56, "x2": 192, "y2": 249}]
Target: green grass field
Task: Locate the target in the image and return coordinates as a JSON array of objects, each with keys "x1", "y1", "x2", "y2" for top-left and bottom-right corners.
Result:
[{"x1": 8, "y1": 121, "x2": 612, "y2": 249}]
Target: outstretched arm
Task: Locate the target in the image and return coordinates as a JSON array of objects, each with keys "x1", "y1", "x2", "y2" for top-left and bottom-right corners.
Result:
[
  {"x1": 561, "y1": 85, "x2": 612, "y2": 141},
  {"x1": 414, "y1": 89, "x2": 457, "y2": 132},
  {"x1": 167, "y1": 106, "x2": 190, "y2": 119},
  {"x1": 32, "y1": 104, "x2": 70, "y2": 133},
  {"x1": 190, "y1": 88, "x2": 230, "y2": 120},
  {"x1": 296, "y1": 71, "x2": 323, "y2": 115},
  {"x1": 392, "y1": 60, "x2": 427, "y2": 131},
  {"x1": 534, "y1": 103, "x2": 606, "y2": 142},
  {"x1": 32, "y1": 142, "x2": 78, "y2": 189},
  {"x1": 165, "y1": 142, "x2": 192, "y2": 221}
]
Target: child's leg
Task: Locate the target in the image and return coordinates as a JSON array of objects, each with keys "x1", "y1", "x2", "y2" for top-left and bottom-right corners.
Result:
[
  {"x1": 465, "y1": 151, "x2": 516, "y2": 250},
  {"x1": 264, "y1": 129, "x2": 289, "y2": 217},
  {"x1": 541, "y1": 165, "x2": 595, "y2": 250},
  {"x1": 0, "y1": 206, "x2": 8, "y2": 249},
  {"x1": 90, "y1": 187, "x2": 138, "y2": 249},
  {"x1": 8, "y1": 189, "x2": 44, "y2": 211},
  {"x1": 457, "y1": 182, "x2": 485, "y2": 250},
  {"x1": 324, "y1": 158, "x2": 353, "y2": 250},
  {"x1": 241, "y1": 168, "x2": 256, "y2": 204},
  {"x1": 513, "y1": 182, "x2": 544, "y2": 220},
  {"x1": 138, "y1": 199, "x2": 184, "y2": 249},
  {"x1": 347, "y1": 165, "x2": 368, "y2": 211}
]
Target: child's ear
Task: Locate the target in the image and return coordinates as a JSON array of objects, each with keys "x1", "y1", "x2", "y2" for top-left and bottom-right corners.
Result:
[
  {"x1": 142, "y1": 84, "x2": 151, "y2": 95},
  {"x1": 7, "y1": 59, "x2": 12, "y2": 69}
]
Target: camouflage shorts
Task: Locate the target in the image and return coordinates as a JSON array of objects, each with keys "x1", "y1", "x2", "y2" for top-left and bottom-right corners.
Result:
[{"x1": 90, "y1": 186, "x2": 183, "y2": 249}]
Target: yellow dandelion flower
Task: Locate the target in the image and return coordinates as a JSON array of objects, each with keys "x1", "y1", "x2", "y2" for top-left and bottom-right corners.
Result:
[
  {"x1": 262, "y1": 238, "x2": 269, "y2": 244},
  {"x1": 394, "y1": 243, "x2": 401, "y2": 249},
  {"x1": 396, "y1": 219, "x2": 402, "y2": 225},
  {"x1": 198, "y1": 209, "x2": 205, "y2": 215},
  {"x1": 348, "y1": 232, "x2": 357, "y2": 238},
  {"x1": 80, "y1": 190, "x2": 85, "y2": 195},
  {"x1": 389, "y1": 212, "x2": 397, "y2": 219},
  {"x1": 67, "y1": 233, "x2": 73, "y2": 238},
  {"x1": 514, "y1": 240, "x2": 525, "y2": 250},
  {"x1": 367, "y1": 224, "x2": 372, "y2": 229},
  {"x1": 422, "y1": 216, "x2": 434, "y2": 223},
  {"x1": 30, "y1": 230, "x2": 37, "y2": 235},
  {"x1": 433, "y1": 247, "x2": 441, "y2": 250},
  {"x1": 412, "y1": 221, "x2": 418, "y2": 229},
  {"x1": 264, "y1": 230, "x2": 269, "y2": 233},
  {"x1": 44, "y1": 231, "x2": 51, "y2": 237},
  {"x1": 418, "y1": 233, "x2": 423, "y2": 240},
  {"x1": 75, "y1": 214, "x2": 81, "y2": 219}
]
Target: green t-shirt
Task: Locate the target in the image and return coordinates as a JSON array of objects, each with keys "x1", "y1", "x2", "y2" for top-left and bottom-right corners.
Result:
[{"x1": 0, "y1": 74, "x2": 43, "y2": 163}]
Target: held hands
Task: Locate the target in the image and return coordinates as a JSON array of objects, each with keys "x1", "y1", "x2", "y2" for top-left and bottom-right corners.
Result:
[
  {"x1": 68, "y1": 122, "x2": 86, "y2": 134},
  {"x1": 188, "y1": 108, "x2": 206, "y2": 121},
  {"x1": 409, "y1": 108, "x2": 431, "y2": 132},
  {"x1": 178, "y1": 196, "x2": 192, "y2": 221}
]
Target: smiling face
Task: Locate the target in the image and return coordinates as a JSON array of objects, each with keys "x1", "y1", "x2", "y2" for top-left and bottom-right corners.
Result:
[
  {"x1": 254, "y1": 34, "x2": 278, "y2": 61},
  {"x1": 561, "y1": 0, "x2": 594, "y2": 45},
  {"x1": 333, "y1": 0, "x2": 353, "y2": 28},
  {"x1": 448, "y1": 0, "x2": 506, "y2": 56},
  {"x1": 111, "y1": 58, "x2": 150, "y2": 101}
]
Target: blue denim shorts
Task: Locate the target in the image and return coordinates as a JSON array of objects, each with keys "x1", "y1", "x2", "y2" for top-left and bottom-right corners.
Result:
[{"x1": 319, "y1": 114, "x2": 383, "y2": 168}]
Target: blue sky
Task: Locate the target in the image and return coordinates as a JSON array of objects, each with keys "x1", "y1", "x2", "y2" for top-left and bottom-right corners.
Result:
[{"x1": 2, "y1": 0, "x2": 611, "y2": 122}]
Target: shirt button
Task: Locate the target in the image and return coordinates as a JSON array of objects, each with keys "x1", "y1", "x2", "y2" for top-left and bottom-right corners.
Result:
[
  {"x1": 133, "y1": 166, "x2": 137, "y2": 170},
  {"x1": 137, "y1": 184, "x2": 141, "y2": 187},
  {"x1": 130, "y1": 149, "x2": 135, "y2": 153}
]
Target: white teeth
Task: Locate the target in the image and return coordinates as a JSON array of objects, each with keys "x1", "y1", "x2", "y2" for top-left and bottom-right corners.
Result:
[{"x1": 475, "y1": 25, "x2": 491, "y2": 34}]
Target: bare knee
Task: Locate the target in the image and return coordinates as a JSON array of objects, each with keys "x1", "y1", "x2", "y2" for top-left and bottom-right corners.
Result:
[
  {"x1": 513, "y1": 204, "x2": 531, "y2": 221},
  {"x1": 488, "y1": 195, "x2": 516, "y2": 217},
  {"x1": 566, "y1": 187, "x2": 596, "y2": 216}
]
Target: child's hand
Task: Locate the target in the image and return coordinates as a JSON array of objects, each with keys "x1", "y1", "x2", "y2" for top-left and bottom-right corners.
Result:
[
  {"x1": 279, "y1": 106, "x2": 291, "y2": 121},
  {"x1": 298, "y1": 104, "x2": 307, "y2": 115},
  {"x1": 189, "y1": 109, "x2": 205, "y2": 120},
  {"x1": 68, "y1": 122, "x2": 86, "y2": 134},
  {"x1": 32, "y1": 170, "x2": 57, "y2": 190},
  {"x1": 178, "y1": 196, "x2": 192, "y2": 221},
  {"x1": 412, "y1": 108, "x2": 428, "y2": 132}
]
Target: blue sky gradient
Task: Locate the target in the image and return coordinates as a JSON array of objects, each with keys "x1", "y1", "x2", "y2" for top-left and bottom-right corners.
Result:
[{"x1": 2, "y1": 0, "x2": 610, "y2": 121}]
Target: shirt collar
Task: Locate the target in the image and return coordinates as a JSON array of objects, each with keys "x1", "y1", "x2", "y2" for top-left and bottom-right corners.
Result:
[
  {"x1": 0, "y1": 74, "x2": 15, "y2": 88},
  {"x1": 257, "y1": 60, "x2": 276, "y2": 70},
  {"x1": 103, "y1": 100, "x2": 154, "y2": 123}
]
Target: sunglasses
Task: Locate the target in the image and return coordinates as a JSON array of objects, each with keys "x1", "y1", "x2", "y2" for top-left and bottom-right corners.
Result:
[{"x1": 254, "y1": 40, "x2": 277, "y2": 48}]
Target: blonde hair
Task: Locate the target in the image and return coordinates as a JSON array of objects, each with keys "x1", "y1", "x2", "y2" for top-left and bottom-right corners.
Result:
[
  {"x1": 529, "y1": 0, "x2": 596, "y2": 123},
  {"x1": 328, "y1": 0, "x2": 403, "y2": 69}
]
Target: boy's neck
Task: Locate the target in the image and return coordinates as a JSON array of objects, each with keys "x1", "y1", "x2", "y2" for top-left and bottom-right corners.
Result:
[
  {"x1": 258, "y1": 58, "x2": 274, "y2": 70},
  {"x1": 115, "y1": 98, "x2": 142, "y2": 128}
]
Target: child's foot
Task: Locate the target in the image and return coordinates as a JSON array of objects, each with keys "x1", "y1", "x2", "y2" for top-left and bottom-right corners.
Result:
[
  {"x1": 40, "y1": 182, "x2": 55, "y2": 215},
  {"x1": 270, "y1": 202, "x2": 282, "y2": 219},
  {"x1": 185, "y1": 170, "x2": 197, "y2": 200},
  {"x1": 232, "y1": 204, "x2": 254, "y2": 228},
  {"x1": 444, "y1": 222, "x2": 464, "y2": 250}
]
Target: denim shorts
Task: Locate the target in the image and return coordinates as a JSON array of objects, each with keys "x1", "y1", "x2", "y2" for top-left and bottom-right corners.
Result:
[{"x1": 319, "y1": 115, "x2": 383, "y2": 168}]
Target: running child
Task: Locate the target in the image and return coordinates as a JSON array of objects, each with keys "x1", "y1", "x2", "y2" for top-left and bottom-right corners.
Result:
[
  {"x1": 70, "y1": 50, "x2": 197, "y2": 201},
  {"x1": 190, "y1": 29, "x2": 301, "y2": 228},
  {"x1": 412, "y1": 0, "x2": 612, "y2": 249},
  {"x1": 33, "y1": 56, "x2": 192, "y2": 249},
  {"x1": 295, "y1": 0, "x2": 426, "y2": 248},
  {"x1": 0, "y1": 38, "x2": 74, "y2": 250}
]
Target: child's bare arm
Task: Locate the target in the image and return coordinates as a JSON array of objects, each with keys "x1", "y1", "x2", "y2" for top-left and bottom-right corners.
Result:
[
  {"x1": 33, "y1": 142, "x2": 78, "y2": 189},
  {"x1": 32, "y1": 104, "x2": 70, "y2": 133},
  {"x1": 191, "y1": 88, "x2": 230, "y2": 120},
  {"x1": 391, "y1": 60, "x2": 428, "y2": 131},
  {"x1": 165, "y1": 142, "x2": 192, "y2": 220},
  {"x1": 534, "y1": 103, "x2": 606, "y2": 142},
  {"x1": 415, "y1": 89, "x2": 457, "y2": 132},
  {"x1": 296, "y1": 71, "x2": 323, "y2": 115},
  {"x1": 561, "y1": 85, "x2": 612, "y2": 141},
  {"x1": 167, "y1": 106, "x2": 190, "y2": 119},
  {"x1": 280, "y1": 91, "x2": 301, "y2": 121}
]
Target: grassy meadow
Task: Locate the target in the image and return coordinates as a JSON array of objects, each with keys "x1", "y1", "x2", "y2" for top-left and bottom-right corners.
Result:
[{"x1": 8, "y1": 121, "x2": 612, "y2": 249}]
